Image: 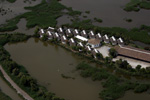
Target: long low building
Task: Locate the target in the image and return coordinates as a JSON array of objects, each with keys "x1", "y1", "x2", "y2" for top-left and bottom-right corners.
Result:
[
  {"x1": 115, "y1": 46, "x2": 150, "y2": 63},
  {"x1": 75, "y1": 35, "x2": 88, "y2": 41}
]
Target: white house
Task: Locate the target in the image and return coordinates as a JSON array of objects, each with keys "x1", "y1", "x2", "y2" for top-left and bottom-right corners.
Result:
[
  {"x1": 117, "y1": 37, "x2": 124, "y2": 46},
  {"x1": 39, "y1": 29, "x2": 45, "y2": 38},
  {"x1": 66, "y1": 29, "x2": 72, "y2": 37},
  {"x1": 88, "y1": 31, "x2": 95, "y2": 38},
  {"x1": 81, "y1": 30, "x2": 88, "y2": 38},
  {"x1": 110, "y1": 36, "x2": 117, "y2": 45},
  {"x1": 73, "y1": 29, "x2": 79, "y2": 36},
  {"x1": 96, "y1": 33, "x2": 103, "y2": 42},
  {"x1": 103, "y1": 34, "x2": 109, "y2": 43},
  {"x1": 92, "y1": 49, "x2": 99, "y2": 58},
  {"x1": 47, "y1": 26, "x2": 55, "y2": 32},
  {"x1": 69, "y1": 38, "x2": 76, "y2": 46},
  {"x1": 61, "y1": 35, "x2": 67, "y2": 44},
  {"x1": 47, "y1": 31, "x2": 53, "y2": 40}
]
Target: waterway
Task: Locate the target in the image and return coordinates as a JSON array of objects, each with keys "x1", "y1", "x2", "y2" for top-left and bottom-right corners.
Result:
[
  {"x1": 0, "y1": 76, "x2": 23, "y2": 100},
  {"x1": 4, "y1": 38, "x2": 150, "y2": 100},
  {"x1": 4, "y1": 38, "x2": 102, "y2": 100}
]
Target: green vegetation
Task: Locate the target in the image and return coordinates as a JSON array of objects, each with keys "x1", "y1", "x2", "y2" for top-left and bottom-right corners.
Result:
[
  {"x1": 0, "y1": 0, "x2": 66, "y2": 31},
  {"x1": 6, "y1": 0, "x2": 16, "y2": 3},
  {"x1": 124, "y1": 0, "x2": 150, "y2": 12},
  {"x1": 125, "y1": 18, "x2": 132, "y2": 22},
  {"x1": 76, "y1": 62, "x2": 150, "y2": 100},
  {"x1": 94, "y1": 17, "x2": 103, "y2": 23},
  {"x1": 0, "y1": 33, "x2": 65, "y2": 100},
  {"x1": 66, "y1": 7, "x2": 81, "y2": 16},
  {"x1": 0, "y1": 16, "x2": 20, "y2": 32},
  {"x1": 61, "y1": 74, "x2": 75, "y2": 80},
  {"x1": 0, "y1": 0, "x2": 82, "y2": 31},
  {"x1": 109, "y1": 48, "x2": 118, "y2": 58},
  {"x1": 22, "y1": 0, "x2": 66, "y2": 28},
  {"x1": 64, "y1": 18, "x2": 150, "y2": 44},
  {"x1": 0, "y1": 90, "x2": 12, "y2": 100},
  {"x1": 85, "y1": 11, "x2": 90, "y2": 14}
]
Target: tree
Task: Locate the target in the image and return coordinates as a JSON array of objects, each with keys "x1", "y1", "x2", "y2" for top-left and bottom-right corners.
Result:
[
  {"x1": 96, "y1": 53, "x2": 103, "y2": 60},
  {"x1": 20, "y1": 75, "x2": 27, "y2": 86},
  {"x1": 12, "y1": 68, "x2": 19, "y2": 76},
  {"x1": 109, "y1": 48, "x2": 118, "y2": 58},
  {"x1": 136, "y1": 65, "x2": 141, "y2": 71},
  {"x1": 41, "y1": 34, "x2": 48, "y2": 41}
]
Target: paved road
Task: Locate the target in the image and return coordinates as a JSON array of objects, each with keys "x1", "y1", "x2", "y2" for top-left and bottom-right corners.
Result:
[{"x1": 0, "y1": 65, "x2": 34, "y2": 100}]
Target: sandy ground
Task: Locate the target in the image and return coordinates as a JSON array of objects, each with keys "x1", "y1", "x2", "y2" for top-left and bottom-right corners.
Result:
[
  {"x1": 96, "y1": 46, "x2": 110, "y2": 57},
  {"x1": 113, "y1": 56, "x2": 150, "y2": 68}
]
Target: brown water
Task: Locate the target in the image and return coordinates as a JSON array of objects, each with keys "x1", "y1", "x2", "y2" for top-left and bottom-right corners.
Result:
[
  {"x1": 4, "y1": 38, "x2": 150, "y2": 100},
  {"x1": 0, "y1": 76, "x2": 23, "y2": 100},
  {"x1": 59, "y1": 0, "x2": 150, "y2": 29},
  {"x1": 4, "y1": 38, "x2": 102, "y2": 100}
]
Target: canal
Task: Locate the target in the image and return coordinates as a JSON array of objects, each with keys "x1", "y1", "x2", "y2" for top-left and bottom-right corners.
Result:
[{"x1": 0, "y1": 76, "x2": 23, "y2": 100}]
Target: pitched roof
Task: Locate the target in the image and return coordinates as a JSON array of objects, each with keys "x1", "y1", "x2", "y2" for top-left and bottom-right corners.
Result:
[
  {"x1": 70, "y1": 38, "x2": 75, "y2": 43},
  {"x1": 88, "y1": 39, "x2": 100, "y2": 45},
  {"x1": 40, "y1": 29, "x2": 44, "y2": 34},
  {"x1": 118, "y1": 38, "x2": 123, "y2": 43},
  {"x1": 97, "y1": 33, "x2": 101, "y2": 38},
  {"x1": 82, "y1": 30, "x2": 86, "y2": 34},
  {"x1": 59, "y1": 28, "x2": 63, "y2": 32},
  {"x1": 87, "y1": 46, "x2": 91, "y2": 51},
  {"x1": 104, "y1": 34, "x2": 109, "y2": 40},
  {"x1": 63, "y1": 35, "x2": 67, "y2": 40},
  {"x1": 75, "y1": 29, "x2": 79, "y2": 34},
  {"x1": 115, "y1": 46, "x2": 150, "y2": 62},
  {"x1": 47, "y1": 31, "x2": 52, "y2": 36}
]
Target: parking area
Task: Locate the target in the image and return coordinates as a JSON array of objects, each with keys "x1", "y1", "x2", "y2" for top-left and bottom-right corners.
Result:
[{"x1": 96, "y1": 46, "x2": 110, "y2": 57}]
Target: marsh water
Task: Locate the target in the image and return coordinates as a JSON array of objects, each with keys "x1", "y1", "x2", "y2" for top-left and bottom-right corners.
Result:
[
  {"x1": 1, "y1": 0, "x2": 150, "y2": 100},
  {"x1": 59, "y1": 0, "x2": 150, "y2": 29},
  {"x1": 4, "y1": 38, "x2": 102, "y2": 100},
  {"x1": 0, "y1": 76, "x2": 23, "y2": 100},
  {"x1": 4, "y1": 38, "x2": 150, "y2": 100},
  {"x1": 0, "y1": 0, "x2": 42, "y2": 24}
]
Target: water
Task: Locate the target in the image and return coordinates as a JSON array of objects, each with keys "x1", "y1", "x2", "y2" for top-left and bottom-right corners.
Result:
[
  {"x1": 0, "y1": 76, "x2": 23, "y2": 100},
  {"x1": 4, "y1": 38, "x2": 150, "y2": 100},
  {"x1": 0, "y1": 18, "x2": 36, "y2": 35},
  {"x1": 0, "y1": 0, "x2": 42, "y2": 25},
  {"x1": 5, "y1": 38, "x2": 102, "y2": 100},
  {"x1": 59, "y1": 0, "x2": 150, "y2": 29}
]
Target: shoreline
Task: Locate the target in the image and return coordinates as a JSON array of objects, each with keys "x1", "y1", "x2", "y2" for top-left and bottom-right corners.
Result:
[{"x1": 0, "y1": 65, "x2": 34, "y2": 100}]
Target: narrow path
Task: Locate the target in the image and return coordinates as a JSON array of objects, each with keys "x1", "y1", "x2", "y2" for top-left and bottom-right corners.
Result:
[{"x1": 0, "y1": 65, "x2": 34, "y2": 100}]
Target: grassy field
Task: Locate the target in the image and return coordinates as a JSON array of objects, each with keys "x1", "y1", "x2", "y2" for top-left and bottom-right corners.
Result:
[{"x1": 0, "y1": 91, "x2": 12, "y2": 100}]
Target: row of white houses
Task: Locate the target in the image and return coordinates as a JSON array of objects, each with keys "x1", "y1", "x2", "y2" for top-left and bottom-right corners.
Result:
[{"x1": 39, "y1": 27, "x2": 124, "y2": 58}]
